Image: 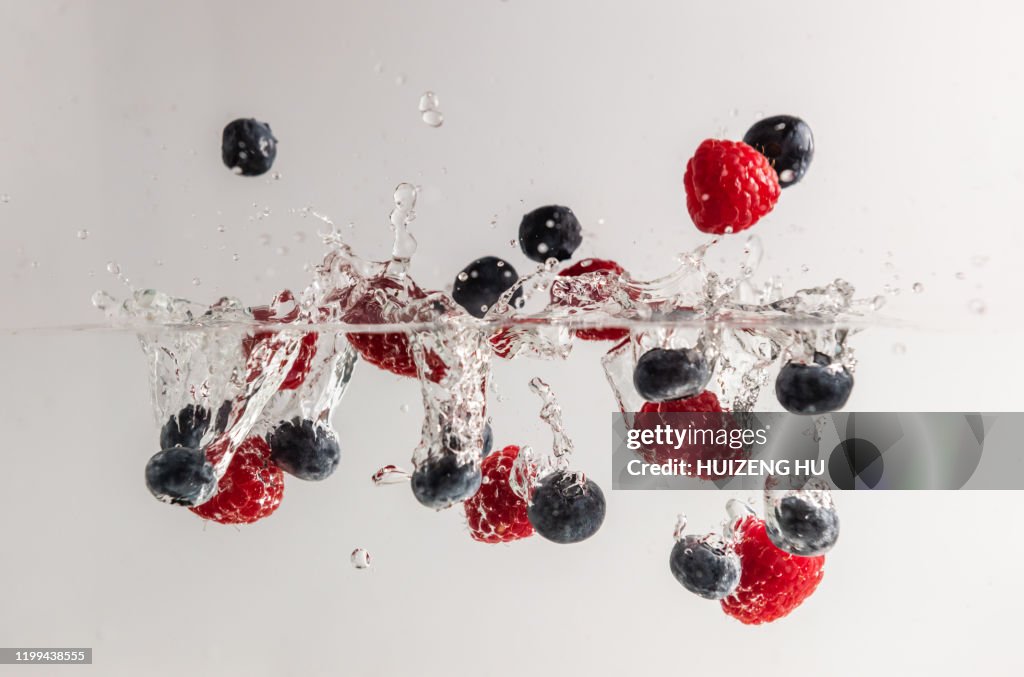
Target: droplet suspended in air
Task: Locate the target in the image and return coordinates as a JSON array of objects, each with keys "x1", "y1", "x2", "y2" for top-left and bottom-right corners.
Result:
[
  {"x1": 77, "y1": 229, "x2": 89, "y2": 240},
  {"x1": 350, "y1": 548, "x2": 371, "y2": 569}
]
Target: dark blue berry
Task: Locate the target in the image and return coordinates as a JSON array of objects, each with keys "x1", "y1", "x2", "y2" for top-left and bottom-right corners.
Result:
[
  {"x1": 775, "y1": 353, "x2": 853, "y2": 414},
  {"x1": 160, "y1": 404, "x2": 211, "y2": 451},
  {"x1": 452, "y1": 256, "x2": 522, "y2": 318},
  {"x1": 222, "y1": 118, "x2": 277, "y2": 176},
  {"x1": 527, "y1": 471, "x2": 605, "y2": 544},
  {"x1": 441, "y1": 421, "x2": 494, "y2": 457},
  {"x1": 519, "y1": 205, "x2": 582, "y2": 263},
  {"x1": 669, "y1": 535, "x2": 741, "y2": 600},
  {"x1": 145, "y1": 446, "x2": 217, "y2": 506},
  {"x1": 766, "y1": 494, "x2": 840, "y2": 556},
  {"x1": 742, "y1": 115, "x2": 814, "y2": 188},
  {"x1": 267, "y1": 418, "x2": 341, "y2": 481},
  {"x1": 633, "y1": 348, "x2": 710, "y2": 402},
  {"x1": 410, "y1": 453, "x2": 482, "y2": 509}
]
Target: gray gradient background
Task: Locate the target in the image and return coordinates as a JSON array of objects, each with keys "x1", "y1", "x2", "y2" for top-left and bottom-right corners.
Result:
[{"x1": 1, "y1": 1, "x2": 1023, "y2": 675}]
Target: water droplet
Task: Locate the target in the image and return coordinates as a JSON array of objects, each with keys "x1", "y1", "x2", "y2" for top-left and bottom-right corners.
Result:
[
  {"x1": 259, "y1": 233, "x2": 272, "y2": 246},
  {"x1": 968, "y1": 298, "x2": 987, "y2": 315},
  {"x1": 871, "y1": 295, "x2": 886, "y2": 310},
  {"x1": 421, "y1": 110, "x2": 444, "y2": 127},
  {"x1": 395, "y1": 74, "x2": 406, "y2": 86},
  {"x1": 457, "y1": 272, "x2": 469, "y2": 282},
  {"x1": 372, "y1": 465, "x2": 411, "y2": 486},
  {"x1": 536, "y1": 242, "x2": 550, "y2": 255},
  {"x1": 293, "y1": 231, "x2": 306, "y2": 243},
  {"x1": 192, "y1": 277, "x2": 201, "y2": 286},
  {"x1": 276, "y1": 246, "x2": 288, "y2": 256},
  {"x1": 892, "y1": 343, "x2": 906, "y2": 355},
  {"x1": 76, "y1": 229, "x2": 89, "y2": 240},
  {"x1": 779, "y1": 169, "x2": 795, "y2": 183},
  {"x1": 399, "y1": 403, "x2": 410, "y2": 413},
  {"x1": 418, "y1": 91, "x2": 440, "y2": 112},
  {"x1": 673, "y1": 514, "x2": 687, "y2": 541},
  {"x1": 350, "y1": 548, "x2": 371, "y2": 569},
  {"x1": 91, "y1": 290, "x2": 115, "y2": 310},
  {"x1": 216, "y1": 225, "x2": 226, "y2": 233},
  {"x1": 0, "y1": 194, "x2": 10, "y2": 203},
  {"x1": 955, "y1": 271, "x2": 966, "y2": 280},
  {"x1": 106, "y1": 261, "x2": 120, "y2": 275},
  {"x1": 912, "y1": 282, "x2": 924, "y2": 293},
  {"x1": 232, "y1": 253, "x2": 240, "y2": 262}
]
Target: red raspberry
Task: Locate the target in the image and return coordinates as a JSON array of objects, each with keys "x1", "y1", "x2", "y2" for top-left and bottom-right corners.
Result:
[
  {"x1": 554, "y1": 258, "x2": 629, "y2": 342},
  {"x1": 721, "y1": 517, "x2": 825, "y2": 625},
  {"x1": 635, "y1": 391, "x2": 744, "y2": 480},
  {"x1": 190, "y1": 437, "x2": 284, "y2": 525},
  {"x1": 464, "y1": 445, "x2": 534, "y2": 543},
  {"x1": 344, "y1": 280, "x2": 446, "y2": 382},
  {"x1": 243, "y1": 291, "x2": 317, "y2": 391},
  {"x1": 684, "y1": 139, "x2": 780, "y2": 235}
]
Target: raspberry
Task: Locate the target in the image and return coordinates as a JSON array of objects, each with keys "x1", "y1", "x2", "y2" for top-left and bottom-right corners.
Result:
[
  {"x1": 684, "y1": 139, "x2": 780, "y2": 235},
  {"x1": 554, "y1": 258, "x2": 629, "y2": 342},
  {"x1": 190, "y1": 437, "x2": 284, "y2": 525},
  {"x1": 464, "y1": 445, "x2": 533, "y2": 543},
  {"x1": 721, "y1": 517, "x2": 825, "y2": 625},
  {"x1": 344, "y1": 280, "x2": 446, "y2": 382},
  {"x1": 243, "y1": 291, "x2": 317, "y2": 391},
  {"x1": 636, "y1": 391, "x2": 748, "y2": 481}
]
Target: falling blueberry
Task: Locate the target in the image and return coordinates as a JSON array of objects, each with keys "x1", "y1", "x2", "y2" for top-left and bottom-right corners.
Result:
[
  {"x1": 669, "y1": 535, "x2": 741, "y2": 600},
  {"x1": 766, "y1": 494, "x2": 840, "y2": 556},
  {"x1": 775, "y1": 353, "x2": 853, "y2": 414},
  {"x1": 452, "y1": 256, "x2": 523, "y2": 318},
  {"x1": 222, "y1": 118, "x2": 277, "y2": 176},
  {"x1": 742, "y1": 115, "x2": 814, "y2": 188},
  {"x1": 633, "y1": 347, "x2": 711, "y2": 402},
  {"x1": 518, "y1": 205, "x2": 582, "y2": 263},
  {"x1": 267, "y1": 418, "x2": 341, "y2": 481},
  {"x1": 527, "y1": 471, "x2": 606, "y2": 544},
  {"x1": 145, "y1": 446, "x2": 217, "y2": 507},
  {"x1": 410, "y1": 453, "x2": 482, "y2": 510},
  {"x1": 160, "y1": 404, "x2": 211, "y2": 451}
]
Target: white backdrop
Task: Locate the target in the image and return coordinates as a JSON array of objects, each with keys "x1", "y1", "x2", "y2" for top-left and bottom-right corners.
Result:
[{"x1": 1, "y1": 1, "x2": 1023, "y2": 675}]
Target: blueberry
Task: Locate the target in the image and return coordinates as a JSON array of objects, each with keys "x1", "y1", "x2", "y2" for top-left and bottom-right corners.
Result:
[
  {"x1": 669, "y1": 535, "x2": 741, "y2": 600},
  {"x1": 267, "y1": 418, "x2": 341, "y2": 481},
  {"x1": 410, "y1": 453, "x2": 482, "y2": 509},
  {"x1": 441, "y1": 421, "x2": 494, "y2": 457},
  {"x1": 527, "y1": 471, "x2": 606, "y2": 544},
  {"x1": 633, "y1": 348, "x2": 711, "y2": 402},
  {"x1": 222, "y1": 118, "x2": 277, "y2": 176},
  {"x1": 766, "y1": 494, "x2": 840, "y2": 556},
  {"x1": 518, "y1": 205, "x2": 582, "y2": 263},
  {"x1": 452, "y1": 256, "x2": 523, "y2": 318},
  {"x1": 775, "y1": 353, "x2": 853, "y2": 414},
  {"x1": 160, "y1": 404, "x2": 211, "y2": 451},
  {"x1": 742, "y1": 115, "x2": 814, "y2": 188},
  {"x1": 145, "y1": 446, "x2": 217, "y2": 506}
]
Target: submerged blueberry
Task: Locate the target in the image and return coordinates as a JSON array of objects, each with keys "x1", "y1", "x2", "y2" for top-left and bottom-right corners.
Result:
[
  {"x1": 160, "y1": 404, "x2": 211, "y2": 451},
  {"x1": 633, "y1": 347, "x2": 711, "y2": 402},
  {"x1": 145, "y1": 446, "x2": 217, "y2": 507},
  {"x1": 766, "y1": 494, "x2": 840, "y2": 556},
  {"x1": 267, "y1": 418, "x2": 341, "y2": 481},
  {"x1": 411, "y1": 453, "x2": 482, "y2": 509},
  {"x1": 669, "y1": 535, "x2": 741, "y2": 600},
  {"x1": 775, "y1": 353, "x2": 853, "y2": 414},
  {"x1": 527, "y1": 471, "x2": 606, "y2": 544}
]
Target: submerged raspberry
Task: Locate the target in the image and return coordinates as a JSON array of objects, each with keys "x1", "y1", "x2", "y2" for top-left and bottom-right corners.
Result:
[
  {"x1": 464, "y1": 445, "x2": 534, "y2": 543},
  {"x1": 344, "y1": 278, "x2": 446, "y2": 382},
  {"x1": 721, "y1": 517, "x2": 825, "y2": 625},
  {"x1": 190, "y1": 437, "x2": 285, "y2": 525},
  {"x1": 554, "y1": 258, "x2": 629, "y2": 342}
]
